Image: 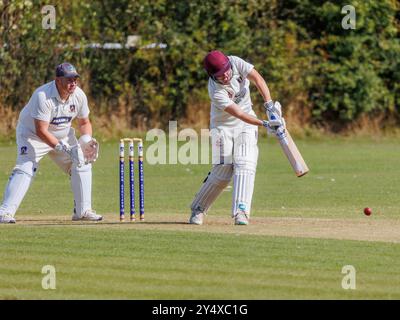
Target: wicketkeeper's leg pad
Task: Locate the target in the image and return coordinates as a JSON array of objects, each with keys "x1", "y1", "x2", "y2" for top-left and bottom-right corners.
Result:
[
  {"x1": 0, "y1": 161, "x2": 38, "y2": 216},
  {"x1": 70, "y1": 163, "x2": 92, "y2": 216}
]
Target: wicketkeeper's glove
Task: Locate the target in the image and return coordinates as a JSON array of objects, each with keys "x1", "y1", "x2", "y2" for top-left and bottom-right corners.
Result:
[
  {"x1": 54, "y1": 140, "x2": 85, "y2": 168},
  {"x1": 79, "y1": 135, "x2": 99, "y2": 164}
]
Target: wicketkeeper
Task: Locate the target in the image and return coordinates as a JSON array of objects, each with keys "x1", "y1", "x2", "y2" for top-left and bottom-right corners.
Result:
[
  {"x1": 0, "y1": 63, "x2": 102, "y2": 223},
  {"x1": 189, "y1": 50, "x2": 285, "y2": 225}
]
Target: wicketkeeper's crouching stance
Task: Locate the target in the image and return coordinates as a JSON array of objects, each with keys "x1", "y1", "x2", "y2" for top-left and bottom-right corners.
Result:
[
  {"x1": 190, "y1": 50, "x2": 285, "y2": 226},
  {"x1": 0, "y1": 63, "x2": 102, "y2": 224}
]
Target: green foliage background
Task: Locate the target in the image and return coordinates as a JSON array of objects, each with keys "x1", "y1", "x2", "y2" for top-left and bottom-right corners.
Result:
[{"x1": 0, "y1": 0, "x2": 399, "y2": 135}]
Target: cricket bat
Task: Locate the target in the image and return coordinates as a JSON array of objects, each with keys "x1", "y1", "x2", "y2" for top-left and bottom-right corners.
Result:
[{"x1": 275, "y1": 127, "x2": 309, "y2": 177}]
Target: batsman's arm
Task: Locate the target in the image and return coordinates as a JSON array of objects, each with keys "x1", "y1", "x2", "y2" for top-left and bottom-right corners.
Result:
[
  {"x1": 247, "y1": 69, "x2": 272, "y2": 104},
  {"x1": 34, "y1": 119, "x2": 59, "y2": 148},
  {"x1": 224, "y1": 104, "x2": 264, "y2": 127}
]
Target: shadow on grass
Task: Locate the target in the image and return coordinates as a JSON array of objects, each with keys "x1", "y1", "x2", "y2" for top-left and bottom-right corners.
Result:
[{"x1": 13, "y1": 219, "x2": 189, "y2": 226}]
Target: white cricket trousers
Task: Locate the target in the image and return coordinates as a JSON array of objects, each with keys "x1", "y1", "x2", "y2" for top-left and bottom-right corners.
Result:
[
  {"x1": 0, "y1": 127, "x2": 92, "y2": 217},
  {"x1": 191, "y1": 124, "x2": 259, "y2": 217}
]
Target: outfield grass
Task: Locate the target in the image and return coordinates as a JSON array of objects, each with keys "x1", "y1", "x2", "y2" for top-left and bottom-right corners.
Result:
[
  {"x1": 0, "y1": 226, "x2": 399, "y2": 299},
  {"x1": 0, "y1": 137, "x2": 399, "y2": 299}
]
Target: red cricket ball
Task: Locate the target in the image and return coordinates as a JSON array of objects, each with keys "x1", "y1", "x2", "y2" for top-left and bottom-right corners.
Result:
[{"x1": 363, "y1": 207, "x2": 372, "y2": 216}]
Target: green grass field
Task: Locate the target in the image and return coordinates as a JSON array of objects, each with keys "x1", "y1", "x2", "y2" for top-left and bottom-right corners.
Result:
[{"x1": 0, "y1": 137, "x2": 400, "y2": 299}]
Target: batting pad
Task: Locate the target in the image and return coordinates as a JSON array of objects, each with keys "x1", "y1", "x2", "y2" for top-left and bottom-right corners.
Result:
[
  {"x1": 231, "y1": 128, "x2": 259, "y2": 218},
  {"x1": 232, "y1": 169, "x2": 255, "y2": 218},
  {"x1": 190, "y1": 164, "x2": 233, "y2": 214}
]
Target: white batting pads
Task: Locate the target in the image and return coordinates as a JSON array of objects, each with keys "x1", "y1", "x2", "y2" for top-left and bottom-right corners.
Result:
[
  {"x1": 70, "y1": 163, "x2": 92, "y2": 216},
  {"x1": 0, "y1": 161, "x2": 37, "y2": 216},
  {"x1": 232, "y1": 170, "x2": 256, "y2": 218},
  {"x1": 232, "y1": 130, "x2": 258, "y2": 218},
  {"x1": 190, "y1": 164, "x2": 233, "y2": 214}
]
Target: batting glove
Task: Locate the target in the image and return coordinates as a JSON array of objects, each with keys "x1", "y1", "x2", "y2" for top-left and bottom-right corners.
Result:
[
  {"x1": 264, "y1": 100, "x2": 284, "y2": 128},
  {"x1": 262, "y1": 120, "x2": 277, "y2": 136}
]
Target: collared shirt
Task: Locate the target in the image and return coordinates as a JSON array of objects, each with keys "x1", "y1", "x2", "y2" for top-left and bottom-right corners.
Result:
[
  {"x1": 208, "y1": 56, "x2": 255, "y2": 129},
  {"x1": 17, "y1": 80, "x2": 90, "y2": 139}
]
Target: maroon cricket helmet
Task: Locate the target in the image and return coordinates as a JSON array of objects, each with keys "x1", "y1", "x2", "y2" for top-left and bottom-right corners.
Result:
[{"x1": 203, "y1": 50, "x2": 231, "y2": 78}]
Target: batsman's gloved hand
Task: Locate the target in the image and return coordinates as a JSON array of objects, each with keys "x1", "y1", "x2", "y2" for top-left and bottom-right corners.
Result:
[
  {"x1": 55, "y1": 140, "x2": 85, "y2": 168},
  {"x1": 262, "y1": 120, "x2": 278, "y2": 136},
  {"x1": 264, "y1": 100, "x2": 285, "y2": 128},
  {"x1": 79, "y1": 134, "x2": 99, "y2": 164}
]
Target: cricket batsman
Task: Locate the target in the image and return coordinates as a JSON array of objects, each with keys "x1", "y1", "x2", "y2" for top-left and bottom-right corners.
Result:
[
  {"x1": 0, "y1": 63, "x2": 102, "y2": 223},
  {"x1": 189, "y1": 50, "x2": 285, "y2": 225}
]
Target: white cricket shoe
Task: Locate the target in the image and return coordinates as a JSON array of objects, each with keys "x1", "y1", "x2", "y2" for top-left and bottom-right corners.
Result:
[
  {"x1": 189, "y1": 211, "x2": 205, "y2": 225},
  {"x1": 234, "y1": 212, "x2": 249, "y2": 225},
  {"x1": 0, "y1": 214, "x2": 16, "y2": 224},
  {"x1": 72, "y1": 209, "x2": 103, "y2": 221}
]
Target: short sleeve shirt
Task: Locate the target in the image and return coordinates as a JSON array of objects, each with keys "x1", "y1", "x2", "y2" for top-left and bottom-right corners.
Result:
[
  {"x1": 17, "y1": 80, "x2": 90, "y2": 139},
  {"x1": 208, "y1": 56, "x2": 256, "y2": 128}
]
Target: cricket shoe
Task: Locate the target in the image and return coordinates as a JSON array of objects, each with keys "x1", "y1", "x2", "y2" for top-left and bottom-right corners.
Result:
[
  {"x1": 234, "y1": 212, "x2": 249, "y2": 225},
  {"x1": 189, "y1": 211, "x2": 205, "y2": 225},
  {"x1": 0, "y1": 214, "x2": 16, "y2": 224},
  {"x1": 72, "y1": 209, "x2": 103, "y2": 221}
]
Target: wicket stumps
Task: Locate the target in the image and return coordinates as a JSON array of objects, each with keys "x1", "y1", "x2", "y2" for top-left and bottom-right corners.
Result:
[{"x1": 119, "y1": 138, "x2": 144, "y2": 221}]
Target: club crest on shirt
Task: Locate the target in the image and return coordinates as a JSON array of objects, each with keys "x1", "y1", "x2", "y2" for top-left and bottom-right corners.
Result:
[
  {"x1": 226, "y1": 88, "x2": 234, "y2": 100},
  {"x1": 69, "y1": 104, "x2": 76, "y2": 113},
  {"x1": 20, "y1": 146, "x2": 28, "y2": 155}
]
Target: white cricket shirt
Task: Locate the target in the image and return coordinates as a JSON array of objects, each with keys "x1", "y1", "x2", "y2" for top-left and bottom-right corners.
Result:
[
  {"x1": 17, "y1": 80, "x2": 90, "y2": 139},
  {"x1": 208, "y1": 56, "x2": 256, "y2": 129}
]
